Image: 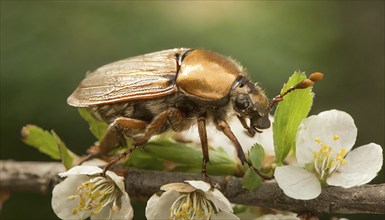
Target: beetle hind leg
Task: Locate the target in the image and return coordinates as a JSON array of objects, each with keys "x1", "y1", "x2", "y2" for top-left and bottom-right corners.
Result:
[
  {"x1": 132, "y1": 108, "x2": 179, "y2": 146},
  {"x1": 78, "y1": 117, "x2": 148, "y2": 165}
]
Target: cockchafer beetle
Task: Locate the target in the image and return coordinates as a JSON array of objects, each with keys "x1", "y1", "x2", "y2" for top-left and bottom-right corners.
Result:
[{"x1": 68, "y1": 48, "x2": 323, "y2": 178}]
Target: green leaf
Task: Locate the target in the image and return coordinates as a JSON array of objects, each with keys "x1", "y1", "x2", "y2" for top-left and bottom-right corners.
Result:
[
  {"x1": 241, "y1": 168, "x2": 262, "y2": 190},
  {"x1": 143, "y1": 140, "x2": 237, "y2": 175},
  {"x1": 273, "y1": 71, "x2": 314, "y2": 165},
  {"x1": 21, "y1": 125, "x2": 61, "y2": 159},
  {"x1": 53, "y1": 131, "x2": 75, "y2": 170},
  {"x1": 21, "y1": 125, "x2": 77, "y2": 166},
  {"x1": 232, "y1": 205, "x2": 248, "y2": 214},
  {"x1": 21, "y1": 125, "x2": 77, "y2": 168},
  {"x1": 248, "y1": 144, "x2": 265, "y2": 168},
  {"x1": 144, "y1": 141, "x2": 202, "y2": 165},
  {"x1": 124, "y1": 148, "x2": 165, "y2": 170},
  {"x1": 206, "y1": 162, "x2": 237, "y2": 175},
  {"x1": 78, "y1": 108, "x2": 108, "y2": 141}
]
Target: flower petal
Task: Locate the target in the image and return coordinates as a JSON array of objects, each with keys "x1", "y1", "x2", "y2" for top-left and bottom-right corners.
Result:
[
  {"x1": 211, "y1": 210, "x2": 240, "y2": 220},
  {"x1": 58, "y1": 165, "x2": 102, "y2": 178},
  {"x1": 51, "y1": 175, "x2": 91, "y2": 219},
  {"x1": 160, "y1": 182, "x2": 195, "y2": 193},
  {"x1": 105, "y1": 170, "x2": 126, "y2": 193},
  {"x1": 91, "y1": 206, "x2": 113, "y2": 220},
  {"x1": 80, "y1": 158, "x2": 107, "y2": 167},
  {"x1": 117, "y1": 193, "x2": 134, "y2": 220},
  {"x1": 327, "y1": 143, "x2": 383, "y2": 188},
  {"x1": 210, "y1": 115, "x2": 275, "y2": 155},
  {"x1": 145, "y1": 190, "x2": 179, "y2": 220},
  {"x1": 205, "y1": 188, "x2": 233, "y2": 213},
  {"x1": 275, "y1": 166, "x2": 321, "y2": 200},
  {"x1": 253, "y1": 115, "x2": 275, "y2": 155},
  {"x1": 296, "y1": 110, "x2": 357, "y2": 164},
  {"x1": 92, "y1": 193, "x2": 133, "y2": 220},
  {"x1": 185, "y1": 180, "x2": 211, "y2": 192}
]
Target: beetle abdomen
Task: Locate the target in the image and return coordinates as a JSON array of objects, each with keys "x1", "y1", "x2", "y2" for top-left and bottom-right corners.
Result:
[{"x1": 88, "y1": 94, "x2": 178, "y2": 124}]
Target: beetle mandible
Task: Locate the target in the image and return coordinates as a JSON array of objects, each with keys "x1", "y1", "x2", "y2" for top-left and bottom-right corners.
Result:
[{"x1": 68, "y1": 48, "x2": 321, "y2": 178}]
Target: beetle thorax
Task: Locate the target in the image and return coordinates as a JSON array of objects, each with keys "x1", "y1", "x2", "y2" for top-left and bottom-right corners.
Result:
[{"x1": 176, "y1": 50, "x2": 243, "y2": 101}]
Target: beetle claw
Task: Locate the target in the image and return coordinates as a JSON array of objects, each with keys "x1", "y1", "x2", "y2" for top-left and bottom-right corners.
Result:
[
  {"x1": 201, "y1": 171, "x2": 214, "y2": 186},
  {"x1": 102, "y1": 145, "x2": 138, "y2": 175},
  {"x1": 251, "y1": 126, "x2": 263, "y2": 134},
  {"x1": 246, "y1": 127, "x2": 256, "y2": 137},
  {"x1": 246, "y1": 160, "x2": 274, "y2": 180}
]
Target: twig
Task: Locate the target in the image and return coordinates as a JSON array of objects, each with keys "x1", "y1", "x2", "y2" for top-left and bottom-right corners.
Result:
[
  {"x1": 0, "y1": 160, "x2": 64, "y2": 194},
  {"x1": 1, "y1": 160, "x2": 384, "y2": 215}
]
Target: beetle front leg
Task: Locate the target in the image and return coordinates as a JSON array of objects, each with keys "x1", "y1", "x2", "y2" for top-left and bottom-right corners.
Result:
[
  {"x1": 215, "y1": 119, "x2": 247, "y2": 164},
  {"x1": 215, "y1": 119, "x2": 274, "y2": 180},
  {"x1": 78, "y1": 117, "x2": 148, "y2": 164}
]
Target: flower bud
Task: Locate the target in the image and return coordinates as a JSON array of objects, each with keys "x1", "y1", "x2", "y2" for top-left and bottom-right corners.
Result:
[
  {"x1": 297, "y1": 79, "x2": 314, "y2": 89},
  {"x1": 309, "y1": 72, "x2": 324, "y2": 82}
]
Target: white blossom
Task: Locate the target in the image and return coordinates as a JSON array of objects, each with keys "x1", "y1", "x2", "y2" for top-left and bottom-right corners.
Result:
[
  {"x1": 51, "y1": 165, "x2": 133, "y2": 219},
  {"x1": 146, "y1": 180, "x2": 239, "y2": 220},
  {"x1": 275, "y1": 110, "x2": 383, "y2": 200}
]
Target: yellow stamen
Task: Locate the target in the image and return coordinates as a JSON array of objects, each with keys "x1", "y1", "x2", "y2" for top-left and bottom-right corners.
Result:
[
  {"x1": 170, "y1": 191, "x2": 216, "y2": 220},
  {"x1": 322, "y1": 144, "x2": 328, "y2": 149},
  {"x1": 91, "y1": 204, "x2": 102, "y2": 215},
  {"x1": 67, "y1": 195, "x2": 76, "y2": 200},
  {"x1": 197, "y1": 210, "x2": 203, "y2": 217},
  {"x1": 340, "y1": 147, "x2": 347, "y2": 156},
  {"x1": 181, "y1": 203, "x2": 189, "y2": 211},
  {"x1": 312, "y1": 137, "x2": 349, "y2": 180},
  {"x1": 67, "y1": 176, "x2": 120, "y2": 217}
]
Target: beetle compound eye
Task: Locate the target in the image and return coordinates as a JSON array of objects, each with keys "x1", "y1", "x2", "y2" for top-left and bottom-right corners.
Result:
[{"x1": 235, "y1": 94, "x2": 250, "y2": 111}]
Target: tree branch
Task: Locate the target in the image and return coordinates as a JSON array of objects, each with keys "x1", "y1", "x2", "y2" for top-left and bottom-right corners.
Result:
[{"x1": 1, "y1": 160, "x2": 384, "y2": 215}]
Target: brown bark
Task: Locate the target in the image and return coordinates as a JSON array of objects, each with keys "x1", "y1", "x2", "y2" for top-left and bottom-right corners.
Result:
[{"x1": 1, "y1": 160, "x2": 384, "y2": 215}]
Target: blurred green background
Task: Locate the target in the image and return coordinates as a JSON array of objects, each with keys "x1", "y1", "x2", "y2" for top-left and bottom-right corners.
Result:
[{"x1": 1, "y1": 1, "x2": 384, "y2": 220}]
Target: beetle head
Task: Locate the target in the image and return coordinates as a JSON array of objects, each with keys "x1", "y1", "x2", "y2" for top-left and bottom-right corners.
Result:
[{"x1": 231, "y1": 77, "x2": 270, "y2": 134}]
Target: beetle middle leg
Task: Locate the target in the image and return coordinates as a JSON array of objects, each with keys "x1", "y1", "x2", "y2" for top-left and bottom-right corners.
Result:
[
  {"x1": 197, "y1": 115, "x2": 211, "y2": 182},
  {"x1": 132, "y1": 108, "x2": 213, "y2": 182},
  {"x1": 215, "y1": 119, "x2": 274, "y2": 180}
]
